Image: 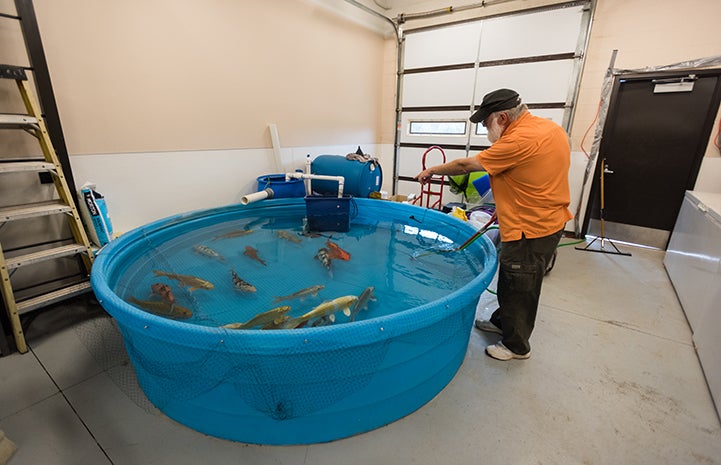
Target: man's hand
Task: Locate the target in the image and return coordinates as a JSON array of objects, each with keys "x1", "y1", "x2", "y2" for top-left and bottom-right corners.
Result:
[{"x1": 415, "y1": 168, "x2": 434, "y2": 184}]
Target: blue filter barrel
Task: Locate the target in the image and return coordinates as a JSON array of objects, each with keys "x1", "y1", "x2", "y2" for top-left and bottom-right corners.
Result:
[
  {"x1": 311, "y1": 155, "x2": 382, "y2": 198},
  {"x1": 256, "y1": 174, "x2": 306, "y2": 199}
]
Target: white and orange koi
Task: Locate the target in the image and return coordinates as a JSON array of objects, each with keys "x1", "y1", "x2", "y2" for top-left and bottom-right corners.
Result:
[{"x1": 315, "y1": 247, "x2": 332, "y2": 277}]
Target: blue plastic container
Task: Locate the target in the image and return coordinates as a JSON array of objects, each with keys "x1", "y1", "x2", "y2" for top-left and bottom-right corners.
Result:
[
  {"x1": 311, "y1": 155, "x2": 382, "y2": 198},
  {"x1": 257, "y1": 174, "x2": 305, "y2": 198},
  {"x1": 472, "y1": 173, "x2": 491, "y2": 196}
]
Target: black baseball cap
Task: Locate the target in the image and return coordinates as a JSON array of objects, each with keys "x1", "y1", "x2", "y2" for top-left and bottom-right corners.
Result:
[{"x1": 469, "y1": 89, "x2": 521, "y2": 124}]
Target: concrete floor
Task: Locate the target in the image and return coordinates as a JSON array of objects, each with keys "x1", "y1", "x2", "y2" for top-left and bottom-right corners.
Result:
[{"x1": 1, "y1": 241, "x2": 720, "y2": 465}]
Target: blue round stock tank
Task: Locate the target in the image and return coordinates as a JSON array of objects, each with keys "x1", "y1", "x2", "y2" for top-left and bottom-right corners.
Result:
[{"x1": 90, "y1": 198, "x2": 497, "y2": 445}]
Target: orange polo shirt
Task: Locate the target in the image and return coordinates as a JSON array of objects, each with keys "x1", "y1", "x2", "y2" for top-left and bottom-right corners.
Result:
[{"x1": 477, "y1": 111, "x2": 572, "y2": 242}]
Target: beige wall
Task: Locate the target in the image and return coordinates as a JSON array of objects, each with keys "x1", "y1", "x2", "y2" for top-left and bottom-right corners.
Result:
[
  {"x1": 8, "y1": 0, "x2": 385, "y2": 155},
  {"x1": 571, "y1": 0, "x2": 721, "y2": 158}
]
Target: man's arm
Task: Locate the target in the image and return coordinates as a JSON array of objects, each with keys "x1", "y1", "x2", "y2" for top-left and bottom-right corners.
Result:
[{"x1": 415, "y1": 156, "x2": 485, "y2": 184}]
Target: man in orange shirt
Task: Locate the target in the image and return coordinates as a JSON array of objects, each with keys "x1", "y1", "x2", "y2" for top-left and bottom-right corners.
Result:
[{"x1": 416, "y1": 88, "x2": 572, "y2": 361}]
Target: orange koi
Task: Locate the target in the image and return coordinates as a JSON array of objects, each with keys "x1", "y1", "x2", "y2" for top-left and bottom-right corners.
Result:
[
  {"x1": 244, "y1": 245, "x2": 266, "y2": 266},
  {"x1": 325, "y1": 239, "x2": 351, "y2": 261},
  {"x1": 151, "y1": 282, "x2": 175, "y2": 305}
]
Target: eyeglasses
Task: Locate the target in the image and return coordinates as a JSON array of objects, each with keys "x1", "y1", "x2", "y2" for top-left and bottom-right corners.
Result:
[{"x1": 481, "y1": 113, "x2": 495, "y2": 128}]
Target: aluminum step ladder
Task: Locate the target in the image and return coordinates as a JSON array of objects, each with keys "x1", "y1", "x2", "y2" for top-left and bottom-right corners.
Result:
[{"x1": 0, "y1": 64, "x2": 94, "y2": 353}]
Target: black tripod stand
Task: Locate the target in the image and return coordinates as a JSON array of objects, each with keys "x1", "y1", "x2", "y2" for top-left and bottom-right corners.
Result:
[{"x1": 576, "y1": 158, "x2": 631, "y2": 256}]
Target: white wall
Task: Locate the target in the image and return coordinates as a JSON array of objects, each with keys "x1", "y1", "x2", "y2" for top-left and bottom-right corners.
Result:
[{"x1": 71, "y1": 141, "x2": 396, "y2": 234}]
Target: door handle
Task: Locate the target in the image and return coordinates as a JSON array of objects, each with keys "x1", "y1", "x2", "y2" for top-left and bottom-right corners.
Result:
[{"x1": 603, "y1": 162, "x2": 614, "y2": 175}]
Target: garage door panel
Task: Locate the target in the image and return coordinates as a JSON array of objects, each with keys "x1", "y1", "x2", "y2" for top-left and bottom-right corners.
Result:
[
  {"x1": 404, "y1": 22, "x2": 483, "y2": 69},
  {"x1": 478, "y1": 6, "x2": 585, "y2": 61},
  {"x1": 472, "y1": 60, "x2": 575, "y2": 105},
  {"x1": 402, "y1": 69, "x2": 477, "y2": 107},
  {"x1": 527, "y1": 108, "x2": 566, "y2": 125}
]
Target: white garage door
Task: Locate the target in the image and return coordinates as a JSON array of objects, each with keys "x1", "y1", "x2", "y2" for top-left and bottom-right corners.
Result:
[{"x1": 395, "y1": 1, "x2": 593, "y2": 202}]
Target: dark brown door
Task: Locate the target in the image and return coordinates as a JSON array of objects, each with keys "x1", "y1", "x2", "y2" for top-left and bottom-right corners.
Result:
[{"x1": 583, "y1": 69, "x2": 721, "y2": 247}]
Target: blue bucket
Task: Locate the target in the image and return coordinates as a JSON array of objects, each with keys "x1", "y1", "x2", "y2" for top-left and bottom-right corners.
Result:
[
  {"x1": 257, "y1": 174, "x2": 305, "y2": 199},
  {"x1": 311, "y1": 155, "x2": 382, "y2": 198}
]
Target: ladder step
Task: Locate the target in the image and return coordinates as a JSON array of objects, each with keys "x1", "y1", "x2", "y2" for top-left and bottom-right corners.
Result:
[
  {"x1": 5, "y1": 244, "x2": 89, "y2": 270},
  {"x1": 0, "y1": 160, "x2": 56, "y2": 174},
  {"x1": 16, "y1": 280, "x2": 92, "y2": 315},
  {"x1": 0, "y1": 200, "x2": 72, "y2": 221},
  {"x1": 0, "y1": 64, "x2": 28, "y2": 80},
  {"x1": 0, "y1": 113, "x2": 38, "y2": 129}
]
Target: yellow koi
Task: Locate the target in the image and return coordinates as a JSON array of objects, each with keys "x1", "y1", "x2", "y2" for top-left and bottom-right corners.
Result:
[
  {"x1": 212, "y1": 229, "x2": 254, "y2": 240},
  {"x1": 283, "y1": 295, "x2": 357, "y2": 329},
  {"x1": 273, "y1": 284, "x2": 324, "y2": 303},
  {"x1": 153, "y1": 270, "x2": 214, "y2": 291},
  {"x1": 127, "y1": 296, "x2": 192, "y2": 319},
  {"x1": 223, "y1": 306, "x2": 291, "y2": 330}
]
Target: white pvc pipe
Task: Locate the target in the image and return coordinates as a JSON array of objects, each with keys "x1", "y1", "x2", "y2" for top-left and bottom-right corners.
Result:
[
  {"x1": 240, "y1": 188, "x2": 274, "y2": 205},
  {"x1": 304, "y1": 154, "x2": 312, "y2": 196},
  {"x1": 268, "y1": 124, "x2": 282, "y2": 172},
  {"x1": 285, "y1": 172, "x2": 345, "y2": 198}
]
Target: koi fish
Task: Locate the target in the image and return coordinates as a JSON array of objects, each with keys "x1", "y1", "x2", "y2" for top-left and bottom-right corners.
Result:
[
  {"x1": 193, "y1": 244, "x2": 225, "y2": 262},
  {"x1": 244, "y1": 245, "x2": 266, "y2": 266},
  {"x1": 283, "y1": 295, "x2": 358, "y2": 329},
  {"x1": 127, "y1": 296, "x2": 192, "y2": 319},
  {"x1": 150, "y1": 282, "x2": 175, "y2": 305},
  {"x1": 277, "y1": 230, "x2": 302, "y2": 244},
  {"x1": 315, "y1": 247, "x2": 332, "y2": 276},
  {"x1": 153, "y1": 270, "x2": 214, "y2": 291},
  {"x1": 222, "y1": 306, "x2": 291, "y2": 329},
  {"x1": 325, "y1": 239, "x2": 351, "y2": 261},
  {"x1": 350, "y1": 286, "x2": 376, "y2": 322},
  {"x1": 311, "y1": 315, "x2": 334, "y2": 327},
  {"x1": 299, "y1": 230, "x2": 325, "y2": 238},
  {"x1": 212, "y1": 229, "x2": 254, "y2": 241},
  {"x1": 273, "y1": 284, "x2": 324, "y2": 303},
  {"x1": 231, "y1": 269, "x2": 256, "y2": 293},
  {"x1": 261, "y1": 314, "x2": 291, "y2": 329}
]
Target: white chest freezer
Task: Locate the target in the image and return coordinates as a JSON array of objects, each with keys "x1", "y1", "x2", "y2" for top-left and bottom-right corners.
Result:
[{"x1": 664, "y1": 190, "x2": 721, "y2": 416}]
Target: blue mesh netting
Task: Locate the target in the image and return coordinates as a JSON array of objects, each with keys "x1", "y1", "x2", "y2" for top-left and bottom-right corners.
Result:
[{"x1": 91, "y1": 198, "x2": 497, "y2": 444}]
